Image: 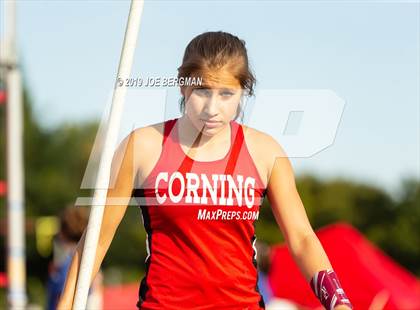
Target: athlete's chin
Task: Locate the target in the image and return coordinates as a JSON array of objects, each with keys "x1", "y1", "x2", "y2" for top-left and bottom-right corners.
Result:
[{"x1": 200, "y1": 127, "x2": 220, "y2": 137}]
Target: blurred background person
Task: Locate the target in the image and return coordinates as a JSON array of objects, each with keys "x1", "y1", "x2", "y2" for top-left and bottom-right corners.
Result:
[
  {"x1": 46, "y1": 206, "x2": 103, "y2": 310},
  {"x1": 255, "y1": 239, "x2": 273, "y2": 304},
  {"x1": 256, "y1": 240, "x2": 303, "y2": 310}
]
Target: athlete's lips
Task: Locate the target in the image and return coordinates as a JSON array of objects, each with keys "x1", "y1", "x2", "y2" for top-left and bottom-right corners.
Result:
[
  {"x1": 201, "y1": 119, "x2": 221, "y2": 123},
  {"x1": 201, "y1": 119, "x2": 221, "y2": 128}
]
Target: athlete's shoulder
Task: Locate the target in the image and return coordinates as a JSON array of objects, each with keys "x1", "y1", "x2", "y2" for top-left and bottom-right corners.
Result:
[
  {"x1": 132, "y1": 120, "x2": 166, "y2": 146},
  {"x1": 131, "y1": 119, "x2": 172, "y2": 159},
  {"x1": 240, "y1": 123, "x2": 295, "y2": 190},
  {"x1": 132, "y1": 118, "x2": 178, "y2": 175},
  {"x1": 239, "y1": 123, "x2": 287, "y2": 187},
  {"x1": 240, "y1": 123, "x2": 286, "y2": 159}
]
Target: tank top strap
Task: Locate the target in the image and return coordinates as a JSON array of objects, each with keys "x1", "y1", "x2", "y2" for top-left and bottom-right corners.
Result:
[
  {"x1": 160, "y1": 118, "x2": 194, "y2": 174},
  {"x1": 224, "y1": 121, "x2": 244, "y2": 176},
  {"x1": 162, "y1": 118, "x2": 177, "y2": 146}
]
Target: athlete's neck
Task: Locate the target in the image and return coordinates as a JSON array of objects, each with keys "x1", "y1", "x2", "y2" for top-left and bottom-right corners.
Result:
[{"x1": 177, "y1": 115, "x2": 231, "y2": 151}]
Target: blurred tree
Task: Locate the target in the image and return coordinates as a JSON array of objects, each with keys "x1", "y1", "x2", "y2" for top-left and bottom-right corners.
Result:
[{"x1": 379, "y1": 178, "x2": 420, "y2": 274}]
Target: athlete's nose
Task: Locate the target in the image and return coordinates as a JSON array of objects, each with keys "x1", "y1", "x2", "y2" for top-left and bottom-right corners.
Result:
[{"x1": 203, "y1": 92, "x2": 219, "y2": 117}]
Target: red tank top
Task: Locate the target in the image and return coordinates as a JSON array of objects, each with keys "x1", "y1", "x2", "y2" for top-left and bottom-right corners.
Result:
[{"x1": 134, "y1": 117, "x2": 267, "y2": 309}]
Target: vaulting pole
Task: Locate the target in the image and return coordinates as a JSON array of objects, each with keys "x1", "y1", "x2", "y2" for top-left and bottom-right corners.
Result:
[{"x1": 72, "y1": 1, "x2": 144, "y2": 308}]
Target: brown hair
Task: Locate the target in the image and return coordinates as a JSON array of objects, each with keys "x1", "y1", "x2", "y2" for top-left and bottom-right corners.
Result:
[
  {"x1": 255, "y1": 240, "x2": 271, "y2": 273},
  {"x1": 59, "y1": 206, "x2": 89, "y2": 243},
  {"x1": 177, "y1": 31, "x2": 256, "y2": 120}
]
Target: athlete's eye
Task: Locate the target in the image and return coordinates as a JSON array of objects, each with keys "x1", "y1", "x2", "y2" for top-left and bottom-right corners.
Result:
[
  {"x1": 221, "y1": 91, "x2": 234, "y2": 97},
  {"x1": 193, "y1": 88, "x2": 211, "y2": 96},
  {"x1": 219, "y1": 89, "x2": 235, "y2": 97}
]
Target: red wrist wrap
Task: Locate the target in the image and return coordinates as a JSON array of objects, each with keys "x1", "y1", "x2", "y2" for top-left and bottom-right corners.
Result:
[{"x1": 310, "y1": 269, "x2": 353, "y2": 310}]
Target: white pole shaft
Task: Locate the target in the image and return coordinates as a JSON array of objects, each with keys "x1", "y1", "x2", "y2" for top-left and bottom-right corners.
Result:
[
  {"x1": 2, "y1": 0, "x2": 17, "y2": 64},
  {"x1": 72, "y1": 1, "x2": 144, "y2": 309},
  {"x1": 6, "y1": 69, "x2": 26, "y2": 310},
  {"x1": 5, "y1": 0, "x2": 27, "y2": 308}
]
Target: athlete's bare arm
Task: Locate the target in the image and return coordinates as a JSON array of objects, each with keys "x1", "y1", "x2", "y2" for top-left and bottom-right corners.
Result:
[
  {"x1": 261, "y1": 134, "x2": 334, "y2": 279},
  {"x1": 57, "y1": 127, "x2": 149, "y2": 309}
]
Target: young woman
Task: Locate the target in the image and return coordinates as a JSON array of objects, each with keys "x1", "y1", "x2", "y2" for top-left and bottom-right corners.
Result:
[{"x1": 58, "y1": 31, "x2": 352, "y2": 310}]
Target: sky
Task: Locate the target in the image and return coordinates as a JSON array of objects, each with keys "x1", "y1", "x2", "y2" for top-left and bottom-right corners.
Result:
[{"x1": 1, "y1": 0, "x2": 419, "y2": 196}]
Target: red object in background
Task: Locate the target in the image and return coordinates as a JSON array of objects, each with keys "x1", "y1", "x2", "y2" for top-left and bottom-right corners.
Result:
[
  {"x1": 268, "y1": 222, "x2": 420, "y2": 309},
  {"x1": 0, "y1": 89, "x2": 6, "y2": 105},
  {"x1": 0, "y1": 272, "x2": 7, "y2": 287},
  {"x1": 103, "y1": 283, "x2": 139, "y2": 310},
  {"x1": 0, "y1": 181, "x2": 6, "y2": 196}
]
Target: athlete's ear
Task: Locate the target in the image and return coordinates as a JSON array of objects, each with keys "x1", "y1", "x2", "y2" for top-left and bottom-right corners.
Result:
[{"x1": 180, "y1": 86, "x2": 186, "y2": 97}]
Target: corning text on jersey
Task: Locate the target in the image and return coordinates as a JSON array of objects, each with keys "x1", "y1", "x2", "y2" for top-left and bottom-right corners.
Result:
[{"x1": 154, "y1": 172, "x2": 256, "y2": 208}]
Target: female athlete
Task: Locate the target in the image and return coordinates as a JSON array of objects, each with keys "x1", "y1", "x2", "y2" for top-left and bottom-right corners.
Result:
[{"x1": 58, "y1": 31, "x2": 353, "y2": 310}]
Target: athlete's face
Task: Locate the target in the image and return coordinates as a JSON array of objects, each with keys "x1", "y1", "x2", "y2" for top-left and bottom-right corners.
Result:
[{"x1": 181, "y1": 70, "x2": 243, "y2": 136}]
